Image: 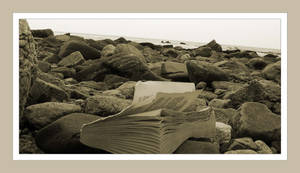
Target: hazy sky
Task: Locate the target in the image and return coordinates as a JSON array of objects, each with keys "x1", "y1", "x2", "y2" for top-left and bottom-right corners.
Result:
[{"x1": 27, "y1": 19, "x2": 281, "y2": 49}]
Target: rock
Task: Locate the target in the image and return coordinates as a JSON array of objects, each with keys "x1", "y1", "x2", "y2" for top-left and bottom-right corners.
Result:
[
  {"x1": 227, "y1": 137, "x2": 258, "y2": 151},
  {"x1": 214, "y1": 108, "x2": 237, "y2": 124},
  {"x1": 43, "y1": 54, "x2": 60, "y2": 64},
  {"x1": 224, "y1": 80, "x2": 265, "y2": 108},
  {"x1": 225, "y1": 50, "x2": 259, "y2": 59},
  {"x1": 196, "y1": 82, "x2": 207, "y2": 90},
  {"x1": 205, "y1": 40, "x2": 222, "y2": 52},
  {"x1": 140, "y1": 42, "x2": 161, "y2": 50},
  {"x1": 114, "y1": 44, "x2": 146, "y2": 63},
  {"x1": 143, "y1": 47, "x2": 164, "y2": 63},
  {"x1": 162, "y1": 48, "x2": 179, "y2": 58},
  {"x1": 161, "y1": 61, "x2": 189, "y2": 81},
  {"x1": 209, "y1": 99, "x2": 230, "y2": 108},
  {"x1": 225, "y1": 149, "x2": 257, "y2": 154},
  {"x1": 116, "y1": 81, "x2": 137, "y2": 99},
  {"x1": 35, "y1": 113, "x2": 108, "y2": 153},
  {"x1": 216, "y1": 122, "x2": 232, "y2": 144},
  {"x1": 85, "y1": 95, "x2": 131, "y2": 116},
  {"x1": 54, "y1": 34, "x2": 71, "y2": 42},
  {"x1": 85, "y1": 39, "x2": 114, "y2": 51},
  {"x1": 102, "y1": 53, "x2": 167, "y2": 81},
  {"x1": 103, "y1": 74, "x2": 129, "y2": 89},
  {"x1": 258, "y1": 79, "x2": 281, "y2": 102},
  {"x1": 174, "y1": 140, "x2": 220, "y2": 154},
  {"x1": 197, "y1": 90, "x2": 218, "y2": 101},
  {"x1": 28, "y1": 78, "x2": 69, "y2": 105},
  {"x1": 19, "y1": 133, "x2": 44, "y2": 153},
  {"x1": 128, "y1": 41, "x2": 144, "y2": 50},
  {"x1": 37, "y1": 61, "x2": 51, "y2": 73},
  {"x1": 224, "y1": 80, "x2": 280, "y2": 110},
  {"x1": 101, "y1": 44, "x2": 116, "y2": 57},
  {"x1": 231, "y1": 102, "x2": 281, "y2": 142},
  {"x1": 214, "y1": 59, "x2": 250, "y2": 82},
  {"x1": 247, "y1": 57, "x2": 267, "y2": 70},
  {"x1": 114, "y1": 37, "x2": 129, "y2": 44},
  {"x1": 148, "y1": 62, "x2": 163, "y2": 76},
  {"x1": 262, "y1": 61, "x2": 281, "y2": 83},
  {"x1": 58, "y1": 40, "x2": 101, "y2": 60},
  {"x1": 186, "y1": 60, "x2": 229, "y2": 84},
  {"x1": 31, "y1": 29, "x2": 54, "y2": 38},
  {"x1": 255, "y1": 140, "x2": 273, "y2": 154},
  {"x1": 51, "y1": 67, "x2": 76, "y2": 78},
  {"x1": 19, "y1": 19, "x2": 38, "y2": 126},
  {"x1": 75, "y1": 59, "x2": 109, "y2": 82},
  {"x1": 193, "y1": 46, "x2": 212, "y2": 57},
  {"x1": 57, "y1": 51, "x2": 85, "y2": 67},
  {"x1": 37, "y1": 71, "x2": 65, "y2": 87},
  {"x1": 24, "y1": 102, "x2": 81, "y2": 129}
]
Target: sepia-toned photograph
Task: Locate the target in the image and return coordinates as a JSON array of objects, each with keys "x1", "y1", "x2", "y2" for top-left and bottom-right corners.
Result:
[{"x1": 14, "y1": 13, "x2": 286, "y2": 159}]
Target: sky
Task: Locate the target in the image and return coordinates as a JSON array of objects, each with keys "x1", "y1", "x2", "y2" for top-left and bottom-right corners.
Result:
[{"x1": 27, "y1": 19, "x2": 281, "y2": 49}]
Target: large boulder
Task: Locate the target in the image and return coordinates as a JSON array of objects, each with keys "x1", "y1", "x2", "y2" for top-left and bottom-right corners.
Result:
[
  {"x1": 247, "y1": 57, "x2": 267, "y2": 70},
  {"x1": 262, "y1": 61, "x2": 281, "y2": 83},
  {"x1": 85, "y1": 38, "x2": 115, "y2": 51},
  {"x1": 186, "y1": 60, "x2": 229, "y2": 84},
  {"x1": 255, "y1": 140, "x2": 273, "y2": 154},
  {"x1": 161, "y1": 61, "x2": 189, "y2": 81},
  {"x1": 31, "y1": 29, "x2": 54, "y2": 38},
  {"x1": 24, "y1": 102, "x2": 81, "y2": 129},
  {"x1": 75, "y1": 59, "x2": 109, "y2": 82},
  {"x1": 174, "y1": 140, "x2": 220, "y2": 154},
  {"x1": 102, "y1": 54, "x2": 167, "y2": 81},
  {"x1": 35, "y1": 113, "x2": 108, "y2": 153},
  {"x1": 224, "y1": 80, "x2": 280, "y2": 110},
  {"x1": 205, "y1": 40, "x2": 222, "y2": 52},
  {"x1": 230, "y1": 102, "x2": 281, "y2": 142},
  {"x1": 216, "y1": 122, "x2": 232, "y2": 144},
  {"x1": 19, "y1": 19, "x2": 38, "y2": 126},
  {"x1": 58, "y1": 40, "x2": 101, "y2": 60},
  {"x1": 27, "y1": 78, "x2": 69, "y2": 105},
  {"x1": 101, "y1": 44, "x2": 116, "y2": 57},
  {"x1": 58, "y1": 51, "x2": 85, "y2": 67},
  {"x1": 214, "y1": 59, "x2": 250, "y2": 82},
  {"x1": 103, "y1": 74, "x2": 129, "y2": 89},
  {"x1": 193, "y1": 46, "x2": 212, "y2": 57},
  {"x1": 85, "y1": 95, "x2": 131, "y2": 116},
  {"x1": 114, "y1": 44, "x2": 146, "y2": 63}
]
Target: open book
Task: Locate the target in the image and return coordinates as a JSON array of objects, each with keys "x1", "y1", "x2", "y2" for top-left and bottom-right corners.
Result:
[{"x1": 80, "y1": 81, "x2": 216, "y2": 154}]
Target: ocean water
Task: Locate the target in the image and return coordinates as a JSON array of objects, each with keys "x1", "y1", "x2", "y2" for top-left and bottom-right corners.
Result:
[{"x1": 55, "y1": 31, "x2": 281, "y2": 57}]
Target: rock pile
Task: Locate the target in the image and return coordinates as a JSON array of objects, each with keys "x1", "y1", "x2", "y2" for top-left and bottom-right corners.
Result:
[{"x1": 19, "y1": 20, "x2": 281, "y2": 154}]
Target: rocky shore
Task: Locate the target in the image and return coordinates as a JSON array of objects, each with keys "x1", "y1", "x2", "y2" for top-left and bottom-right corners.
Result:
[{"x1": 19, "y1": 19, "x2": 281, "y2": 154}]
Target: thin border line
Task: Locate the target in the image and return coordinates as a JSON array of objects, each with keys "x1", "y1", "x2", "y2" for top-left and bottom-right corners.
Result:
[{"x1": 13, "y1": 13, "x2": 287, "y2": 160}]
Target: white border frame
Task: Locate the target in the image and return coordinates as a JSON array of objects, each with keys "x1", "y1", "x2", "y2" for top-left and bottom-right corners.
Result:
[{"x1": 13, "y1": 13, "x2": 287, "y2": 160}]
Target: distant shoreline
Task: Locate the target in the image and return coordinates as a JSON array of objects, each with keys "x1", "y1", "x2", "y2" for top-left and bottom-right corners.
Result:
[{"x1": 54, "y1": 31, "x2": 281, "y2": 55}]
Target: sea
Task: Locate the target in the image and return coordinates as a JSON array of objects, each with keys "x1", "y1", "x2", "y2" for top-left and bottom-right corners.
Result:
[{"x1": 54, "y1": 31, "x2": 281, "y2": 57}]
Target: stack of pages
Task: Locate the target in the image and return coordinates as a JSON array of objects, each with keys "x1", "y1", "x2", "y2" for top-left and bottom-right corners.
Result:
[{"x1": 80, "y1": 81, "x2": 216, "y2": 154}]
